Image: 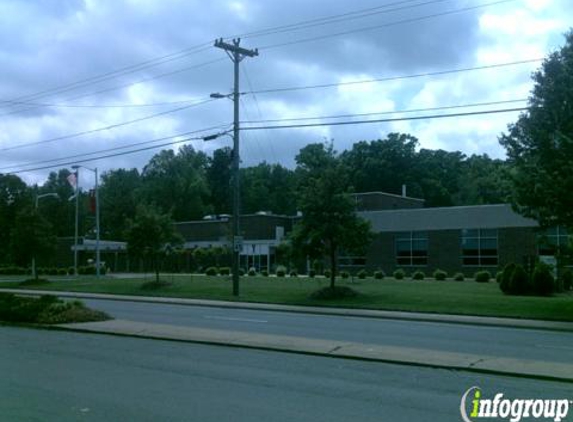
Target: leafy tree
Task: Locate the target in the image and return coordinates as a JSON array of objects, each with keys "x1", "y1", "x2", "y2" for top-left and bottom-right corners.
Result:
[
  {"x1": 99, "y1": 168, "x2": 141, "y2": 239},
  {"x1": 0, "y1": 174, "x2": 31, "y2": 265},
  {"x1": 10, "y1": 207, "x2": 56, "y2": 277},
  {"x1": 500, "y1": 30, "x2": 573, "y2": 229},
  {"x1": 207, "y1": 147, "x2": 233, "y2": 214},
  {"x1": 125, "y1": 205, "x2": 182, "y2": 283},
  {"x1": 292, "y1": 143, "x2": 372, "y2": 290},
  {"x1": 38, "y1": 169, "x2": 77, "y2": 237},
  {"x1": 139, "y1": 145, "x2": 211, "y2": 221},
  {"x1": 241, "y1": 162, "x2": 297, "y2": 215},
  {"x1": 455, "y1": 154, "x2": 512, "y2": 206}
]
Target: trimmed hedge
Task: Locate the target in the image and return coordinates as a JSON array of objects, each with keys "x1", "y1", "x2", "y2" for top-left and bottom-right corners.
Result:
[
  {"x1": 453, "y1": 273, "x2": 465, "y2": 281},
  {"x1": 474, "y1": 270, "x2": 491, "y2": 283},
  {"x1": 357, "y1": 269, "x2": 368, "y2": 279},
  {"x1": 393, "y1": 269, "x2": 405, "y2": 280},
  {"x1": 433, "y1": 269, "x2": 447, "y2": 281},
  {"x1": 374, "y1": 270, "x2": 385, "y2": 280}
]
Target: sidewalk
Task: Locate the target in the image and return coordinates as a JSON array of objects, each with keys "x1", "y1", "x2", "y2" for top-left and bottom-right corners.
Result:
[
  {"x1": 56, "y1": 318, "x2": 573, "y2": 383},
  {"x1": 2, "y1": 287, "x2": 573, "y2": 332}
]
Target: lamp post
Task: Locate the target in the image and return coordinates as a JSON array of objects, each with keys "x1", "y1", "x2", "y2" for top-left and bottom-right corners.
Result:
[
  {"x1": 33, "y1": 192, "x2": 59, "y2": 279},
  {"x1": 71, "y1": 165, "x2": 101, "y2": 278}
]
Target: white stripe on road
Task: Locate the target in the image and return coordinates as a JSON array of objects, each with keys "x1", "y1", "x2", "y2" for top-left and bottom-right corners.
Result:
[{"x1": 204, "y1": 315, "x2": 268, "y2": 323}]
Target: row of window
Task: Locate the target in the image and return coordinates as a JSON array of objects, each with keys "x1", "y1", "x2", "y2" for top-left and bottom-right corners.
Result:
[{"x1": 347, "y1": 228, "x2": 570, "y2": 268}]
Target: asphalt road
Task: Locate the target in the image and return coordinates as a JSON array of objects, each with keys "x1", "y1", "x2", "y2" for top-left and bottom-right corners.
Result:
[
  {"x1": 1, "y1": 326, "x2": 570, "y2": 422},
  {"x1": 82, "y1": 298, "x2": 573, "y2": 363}
]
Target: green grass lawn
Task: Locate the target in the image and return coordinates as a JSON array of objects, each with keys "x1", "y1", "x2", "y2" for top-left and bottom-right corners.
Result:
[{"x1": 3, "y1": 274, "x2": 573, "y2": 321}]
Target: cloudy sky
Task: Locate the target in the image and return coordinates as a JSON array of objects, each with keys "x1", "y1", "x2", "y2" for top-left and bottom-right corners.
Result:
[{"x1": 0, "y1": 0, "x2": 570, "y2": 187}]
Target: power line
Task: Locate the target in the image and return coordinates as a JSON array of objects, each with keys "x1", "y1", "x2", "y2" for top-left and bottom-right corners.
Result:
[
  {"x1": 259, "y1": 0, "x2": 517, "y2": 51},
  {"x1": 241, "y1": 107, "x2": 528, "y2": 131},
  {"x1": 0, "y1": 124, "x2": 231, "y2": 172},
  {"x1": 248, "y1": 58, "x2": 542, "y2": 95},
  {"x1": 0, "y1": 98, "x2": 216, "y2": 152},
  {"x1": 240, "y1": 99, "x2": 528, "y2": 124}
]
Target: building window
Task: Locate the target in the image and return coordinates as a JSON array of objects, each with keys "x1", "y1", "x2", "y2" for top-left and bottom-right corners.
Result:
[
  {"x1": 338, "y1": 256, "x2": 366, "y2": 268},
  {"x1": 395, "y1": 231, "x2": 428, "y2": 266},
  {"x1": 461, "y1": 229, "x2": 498, "y2": 266},
  {"x1": 538, "y1": 227, "x2": 570, "y2": 256}
]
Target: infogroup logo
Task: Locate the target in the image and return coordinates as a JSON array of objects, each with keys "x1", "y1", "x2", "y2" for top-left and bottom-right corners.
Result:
[{"x1": 460, "y1": 387, "x2": 571, "y2": 422}]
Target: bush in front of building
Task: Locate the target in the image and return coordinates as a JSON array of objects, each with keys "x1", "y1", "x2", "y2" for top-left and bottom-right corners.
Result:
[
  {"x1": 453, "y1": 272, "x2": 465, "y2": 281},
  {"x1": 433, "y1": 269, "x2": 447, "y2": 281},
  {"x1": 308, "y1": 269, "x2": 316, "y2": 278},
  {"x1": 499, "y1": 263, "x2": 516, "y2": 294},
  {"x1": 560, "y1": 269, "x2": 572, "y2": 291},
  {"x1": 495, "y1": 271, "x2": 503, "y2": 283},
  {"x1": 474, "y1": 270, "x2": 491, "y2": 283},
  {"x1": 500, "y1": 263, "x2": 531, "y2": 295},
  {"x1": 261, "y1": 269, "x2": 269, "y2": 277},
  {"x1": 248, "y1": 267, "x2": 257, "y2": 276},
  {"x1": 340, "y1": 271, "x2": 350, "y2": 279},
  {"x1": 412, "y1": 271, "x2": 425, "y2": 280},
  {"x1": 276, "y1": 265, "x2": 287, "y2": 277},
  {"x1": 57, "y1": 268, "x2": 68, "y2": 276},
  {"x1": 374, "y1": 270, "x2": 385, "y2": 280},
  {"x1": 357, "y1": 269, "x2": 368, "y2": 279},
  {"x1": 205, "y1": 267, "x2": 218, "y2": 276},
  {"x1": 393, "y1": 269, "x2": 405, "y2": 280},
  {"x1": 0, "y1": 266, "x2": 27, "y2": 275},
  {"x1": 324, "y1": 269, "x2": 332, "y2": 278},
  {"x1": 290, "y1": 270, "x2": 298, "y2": 277},
  {"x1": 532, "y1": 262, "x2": 555, "y2": 296},
  {"x1": 219, "y1": 267, "x2": 230, "y2": 276}
]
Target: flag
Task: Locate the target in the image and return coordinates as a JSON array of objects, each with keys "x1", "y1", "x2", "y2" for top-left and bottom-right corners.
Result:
[{"x1": 67, "y1": 172, "x2": 77, "y2": 189}]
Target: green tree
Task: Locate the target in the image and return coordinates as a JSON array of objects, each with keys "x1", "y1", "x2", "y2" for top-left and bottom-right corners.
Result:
[
  {"x1": 0, "y1": 174, "x2": 31, "y2": 265},
  {"x1": 10, "y1": 207, "x2": 56, "y2": 277},
  {"x1": 39, "y1": 169, "x2": 77, "y2": 237},
  {"x1": 207, "y1": 147, "x2": 233, "y2": 214},
  {"x1": 500, "y1": 30, "x2": 573, "y2": 229},
  {"x1": 99, "y1": 168, "x2": 141, "y2": 239},
  {"x1": 241, "y1": 163, "x2": 297, "y2": 215},
  {"x1": 292, "y1": 143, "x2": 372, "y2": 290},
  {"x1": 125, "y1": 205, "x2": 182, "y2": 283}
]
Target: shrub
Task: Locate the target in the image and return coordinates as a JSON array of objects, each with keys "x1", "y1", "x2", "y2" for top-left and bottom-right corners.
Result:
[
  {"x1": 248, "y1": 267, "x2": 257, "y2": 276},
  {"x1": 289, "y1": 270, "x2": 298, "y2": 277},
  {"x1": 340, "y1": 271, "x2": 350, "y2": 279},
  {"x1": 239, "y1": 268, "x2": 246, "y2": 276},
  {"x1": 532, "y1": 262, "x2": 555, "y2": 296},
  {"x1": 495, "y1": 271, "x2": 503, "y2": 283},
  {"x1": 308, "y1": 269, "x2": 316, "y2": 278},
  {"x1": 560, "y1": 269, "x2": 573, "y2": 291},
  {"x1": 374, "y1": 270, "x2": 385, "y2": 280},
  {"x1": 357, "y1": 269, "x2": 368, "y2": 279},
  {"x1": 474, "y1": 270, "x2": 491, "y2": 283},
  {"x1": 505, "y1": 264, "x2": 530, "y2": 296},
  {"x1": 57, "y1": 268, "x2": 68, "y2": 276},
  {"x1": 205, "y1": 267, "x2": 218, "y2": 276},
  {"x1": 219, "y1": 267, "x2": 230, "y2": 276},
  {"x1": 393, "y1": 269, "x2": 405, "y2": 280},
  {"x1": 261, "y1": 269, "x2": 269, "y2": 277},
  {"x1": 324, "y1": 269, "x2": 332, "y2": 278},
  {"x1": 499, "y1": 263, "x2": 516, "y2": 294},
  {"x1": 68, "y1": 266, "x2": 75, "y2": 275},
  {"x1": 19, "y1": 278, "x2": 50, "y2": 286},
  {"x1": 412, "y1": 271, "x2": 425, "y2": 280},
  {"x1": 453, "y1": 273, "x2": 465, "y2": 281},
  {"x1": 433, "y1": 269, "x2": 447, "y2": 281},
  {"x1": 276, "y1": 265, "x2": 287, "y2": 277}
]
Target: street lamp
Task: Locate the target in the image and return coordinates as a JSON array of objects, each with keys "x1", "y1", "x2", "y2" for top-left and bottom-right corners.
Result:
[
  {"x1": 71, "y1": 165, "x2": 101, "y2": 279},
  {"x1": 33, "y1": 192, "x2": 59, "y2": 279}
]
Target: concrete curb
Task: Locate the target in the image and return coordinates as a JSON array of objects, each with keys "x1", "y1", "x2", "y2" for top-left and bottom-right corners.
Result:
[
  {"x1": 55, "y1": 319, "x2": 573, "y2": 383},
  {"x1": 2, "y1": 287, "x2": 573, "y2": 332}
]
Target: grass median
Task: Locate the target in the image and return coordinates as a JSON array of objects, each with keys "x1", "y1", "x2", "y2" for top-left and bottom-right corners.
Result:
[{"x1": 2, "y1": 274, "x2": 572, "y2": 321}]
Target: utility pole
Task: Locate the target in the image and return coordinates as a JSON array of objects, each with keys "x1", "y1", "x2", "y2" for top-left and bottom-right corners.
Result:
[
  {"x1": 73, "y1": 167, "x2": 80, "y2": 276},
  {"x1": 214, "y1": 38, "x2": 258, "y2": 296}
]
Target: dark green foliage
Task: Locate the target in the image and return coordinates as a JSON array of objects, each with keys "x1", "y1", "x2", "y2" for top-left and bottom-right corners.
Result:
[
  {"x1": 474, "y1": 270, "x2": 491, "y2": 283},
  {"x1": 0, "y1": 266, "x2": 27, "y2": 275},
  {"x1": 308, "y1": 269, "x2": 316, "y2": 278},
  {"x1": 0, "y1": 293, "x2": 110, "y2": 324},
  {"x1": 276, "y1": 265, "x2": 286, "y2": 277},
  {"x1": 219, "y1": 267, "x2": 230, "y2": 276},
  {"x1": 561, "y1": 269, "x2": 573, "y2": 291},
  {"x1": 412, "y1": 271, "x2": 425, "y2": 280},
  {"x1": 205, "y1": 267, "x2": 217, "y2": 276},
  {"x1": 140, "y1": 280, "x2": 172, "y2": 290},
  {"x1": 340, "y1": 271, "x2": 350, "y2": 279},
  {"x1": 357, "y1": 269, "x2": 368, "y2": 279},
  {"x1": 374, "y1": 270, "x2": 385, "y2": 280},
  {"x1": 532, "y1": 262, "x2": 555, "y2": 296},
  {"x1": 500, "y1": 263, "x2": 516, "y2": 294},
  {"x1": 495, "y1": 271, "x2": 503, "y2": 283},
  {"x1": 238, "y1": 268, "x2": 246, "y2": 276},
  {"x1": 324, "y1": 269, "x2": 332, "y2": 278},
  {"x1": 510, "y1": 265, "x2": 531, "y2": 295},
  {"x1": 19, "y1": 278, "x2": 50, "y2": 286},
  {"x1": 289, "y1": 270, "x2": 298, "y2": 277},
  {"x1": 309, "y1": 286, "x2": 358, "y2": 300},
  {"x1": 454, "y1": 273, "x2": 465, "y2": 281},
  {"x1": 248, "y1": 267, "x2": 257, "y2": 276},
  {"x1": 393, "y1": 269, "x2": 405, "y2": 280},
  {"x1": 500, "y1": 31, "x2": 573, "y2": 228},
  {"x1": 10, "y1": 207, "x2": 55, "y2": 271},
  {"x1": 433, "y1": 269, "x2": 447, "y2": 281},
  {"x1": 261, "y1": 269, "x2": 269, "y2": 277}
]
